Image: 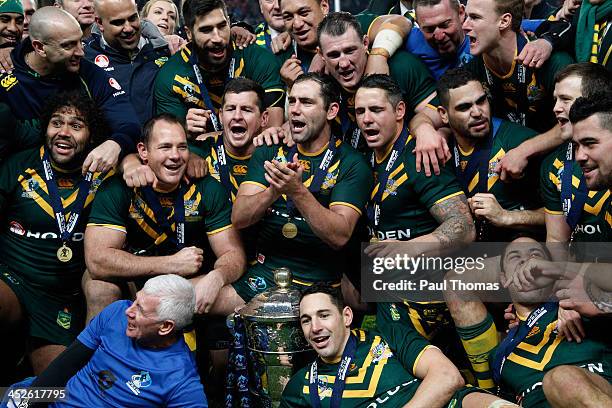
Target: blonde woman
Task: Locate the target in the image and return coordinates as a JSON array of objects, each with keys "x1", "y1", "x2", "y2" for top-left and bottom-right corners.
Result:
[{"x1": 142, "y1": 0, "x2": 178, "y2": 35}]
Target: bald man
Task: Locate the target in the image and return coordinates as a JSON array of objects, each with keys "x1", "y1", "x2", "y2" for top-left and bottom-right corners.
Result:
[
  {"x1": 85, "y1": 0, "x2": 171, "y2": 125},
  {"x1": 0, "y1": 7, "x2": 140, "y2": 172}
]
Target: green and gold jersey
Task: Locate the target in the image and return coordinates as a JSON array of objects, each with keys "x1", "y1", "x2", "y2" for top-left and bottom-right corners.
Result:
[
  {"x1": 0, "y1": 147, "x2": 111, "y2": 293},
  {"x1": 492, "y1": 306, "x2": 611, "y2": 407},
  {"x1": 87, "y1": 175, "x2": 232, "y2": 268},
  {"x1": 154, "y1": 42, "x2": 285, "y2": 120},
  {"x1": 189, "y1": 136, "x2": 259, "y2": 262},
  {"x1": 370, "y1": 135, "x2": 464, "y2": 241},
  {"x1": 279, "y1": 329, "x2": 431, "y2": 408},
  {"x1": 540, "y1": 142, "x2": 611, "y2": 242},
  {"x1": 190, "y1": 135, "x2": 251, "y2": 201},
  {"x1": 243, "y1": 140, "x2": 373, "y2": 283},
  {"x1": 454, "y1": 120, "x2": 540, "y2": 210},
  {"x1": 465, "y1": 35, "x2": 573, "y2": 132}
]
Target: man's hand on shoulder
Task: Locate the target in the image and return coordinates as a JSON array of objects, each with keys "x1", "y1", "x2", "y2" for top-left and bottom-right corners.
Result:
[
  {"x1": 271, "y1": 31, "x2": 292, "y2": 54},
  {"x1": 164, "y1": 34, "x2": 187, "y2": 55},
  {"x1": 120, "y1": 154, "x2": 158, "y2": 188},
  {"x1": 186, "y1": 154, "x2": 208, "y2": 180},
  {"x1": 516, "y1": 38, "x2": 553, "y2": 69},
  {"x1": 0, "y1": 47, "x2": 14, "y2": 73},
  {"x1": 83, "y1": 140, "x2": 121, "y2": 175},
  {"x1": 253, "y1": 125, "x2": 295, "y2": 147}
]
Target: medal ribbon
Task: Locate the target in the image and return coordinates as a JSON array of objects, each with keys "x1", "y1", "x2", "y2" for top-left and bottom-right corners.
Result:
[
  {"x1": 215, "y1": 135, "x2": 233, "y2": 195},
  {"x1": 367, "y1": 126, "x2": 410, "y2": 230},
  {"x1": 560, "y1": 141, "x2": 588, "y2": 230},
  {"x1": 285, "y1": 135, "x2": 340, "y2": 216},
  {"x1": 452, "y1": 117, "x2": 502, "y2": 195},
  {"x1": 139, "y1": 185, "x2": 186, "y2": 249},
  {"x1": 483, "y1": 35, "x2": 531, "y2": 126},
  {"x1": 41, "y1": 148, "x2": 94, "y2": 246},
  {"x1": 339, "y1": 94, "x2": 361, "y2": 149},
  {"x1": 492, "y1": 301, "x2": 557, "y2": 384},
  {"x1": 189, "y1": 47, "x2": 236, "y2": 132},
  {"x1": 309, "y1": 334, "x2": 357, "y2": 408}
]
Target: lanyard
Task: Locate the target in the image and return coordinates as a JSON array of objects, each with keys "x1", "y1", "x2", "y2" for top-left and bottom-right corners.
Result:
[
  {"x1": 339, "y1": 94, "x2": 361, "y2": 149},
  {"x1": 285, "y1": 136, "x2": 339, "y2": 216},
  {"x1": 41, "y1": 148, "x2": 94, "y2": 245},
  {"x1": 309, "y1": 334, "x2": 357, "y2": 408},
  {"x1": 139, "y1": 185, "x2": 186, "y2": 249},
  {"x1": 560, "y1": 142, "x2": 588, "y2": 230},
  {"x1": 189, "y1": 48, "x2": 236, "y2": 132},
  {"x1": 367, "y1": 126, "x2": 410, "y2": 229},
  {"x1": 492, "y1": 301, "x2": 557, "y2": 384},
  {"x1": 215, "y1": 134, "x2": 233, "y2": 195},
  {"x1": 264, "y1": 24, "x2": 272, "y2": 50},
  {"x1": 484, "y1": 35, "x2": 531, "y2": 126},
  {"x1": 452, "y1": 117, "x2": 502, "y2": 195}
]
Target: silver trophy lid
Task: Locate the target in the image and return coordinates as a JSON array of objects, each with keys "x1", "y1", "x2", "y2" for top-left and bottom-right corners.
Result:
[{"x1": 237, "y1": 267, "x2": 302, "y2": 321}]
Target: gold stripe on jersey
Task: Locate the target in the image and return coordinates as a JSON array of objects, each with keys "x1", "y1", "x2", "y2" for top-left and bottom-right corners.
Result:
[
  {"x1": 172, "y1": 85, "x2": 206, "y2": 109},
  {"x1": 370, "y1": 163, "x2": 409, "y2": 203},
  {"x1": 507, "y1": 321, "x2": 563, "y2": 370},
  {"x1": 301, "y1": 334, "x2": 391, "y2": 398},
  {"x1": 465, "y1": 148, "x2": 505, "y2": 193}
]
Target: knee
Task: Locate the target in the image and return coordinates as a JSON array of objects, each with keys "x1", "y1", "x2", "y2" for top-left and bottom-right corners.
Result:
[{"x1": 543, "y1": 365, "x2": 579, "y2": 397}]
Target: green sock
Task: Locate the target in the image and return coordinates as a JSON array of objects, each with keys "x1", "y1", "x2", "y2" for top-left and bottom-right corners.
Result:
[{"x1": 456, "y1": 313, "x2": 498, "y2": 390}]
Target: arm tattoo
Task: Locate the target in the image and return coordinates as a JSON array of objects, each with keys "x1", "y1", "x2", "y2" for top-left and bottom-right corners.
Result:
[
  {"x1": 585, "y1": 279, "x2": 612, "y2": 314},
  {"x1": 429, "y1": 195, "x2": 475, "y2": 249}
]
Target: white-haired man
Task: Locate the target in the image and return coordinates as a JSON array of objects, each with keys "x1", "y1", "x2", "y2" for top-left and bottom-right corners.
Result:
[{"x1": 9, "y1": 274, "x2": 207, "y2": 408}]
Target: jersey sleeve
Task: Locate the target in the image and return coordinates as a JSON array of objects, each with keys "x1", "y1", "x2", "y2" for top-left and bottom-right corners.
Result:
[
  {"x1": 405, "y1": 142, "x2": 464, "y2": 208},
  {"x1": 329, "y1": 148, "x2": 374, "y2": 215},
  {"x1": 200, "y1": 177, "x2": 233, "y2": 235},
  {"x1": 540, "y1": 151, "x2": 563, "y2": 214},
  {"x1": 81, "y1": 60, "x2": 140, "y2": 155},
  {"x1": 243, "y1": 144, "x2": 277, "y2": 189},
  {"x1": 87, "y1": 176, "x2": 131, "y2": 232},
  {"x1": 154, "y1": 59, "x2": 189, "y2": 118},
  {"x1": 389, "y1": 51, "x2": 438, "y2": 113},
  {"x1": 243, "y1": 45, "x2": 286, "y2": 109},
  {"x1": 77, "y1": 300, "x2": 129, "y2": 349}
]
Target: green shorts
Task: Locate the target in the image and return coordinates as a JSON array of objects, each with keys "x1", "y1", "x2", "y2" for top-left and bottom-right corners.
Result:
[
  {"x1": 231, "y1": 262, "x2": 341, "y2": 302},
  {"x1": 0, "y1": 267, "x2": 85, "y2": 347},
  {"x1": 449, "y1": 385, "x2": 490, "y2": 407}
]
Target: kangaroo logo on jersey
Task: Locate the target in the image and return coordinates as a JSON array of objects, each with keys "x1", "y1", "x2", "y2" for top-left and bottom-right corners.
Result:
[{"x1": 56, "y1": 308, "x2": 72, "y2": 329}]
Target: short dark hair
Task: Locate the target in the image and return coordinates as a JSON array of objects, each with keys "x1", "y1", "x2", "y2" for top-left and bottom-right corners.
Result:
[
  {"x1": 183, "y1": 0, "x2": 227, "y2": 30},
  {"x1": 499, "y1": 234, "x2": 552, "y2": 273},
  {"x1": 493, "y1": 0, "x2": 523, "y2": 33},
  {"x1": 554, "y1": 62, "x2": 612, "y2": 99},
  {"x1": 293, "y1": 72, "x2": 340, "y2": 110},
  {"x1": 437, "y1": 67, "x2": 482, "y2": 108},
  {"x1": 141, "y1": 113, "x2": 187, "y2": 145},
  {"x1": 358, "y1": 74, "x2": 404, "y2": 108},
  {"x1": 414, "y1": 0, "x2": 460, "y2": 14},
  {"x1": 222, "y1": 77, "x2": 265, "y2": 112},
  {"x1": 569, "y1": 92, "x2": 612, "y2": 131},
  {"x1": 300, "y1": 283, "x2": 345, "y2": 312},
  {"x1": 317, "y1": 11, "x2": 363, "y2": 44},
  {"x1": 40, "y1": 90, "x2": 108, "y2": 147}
]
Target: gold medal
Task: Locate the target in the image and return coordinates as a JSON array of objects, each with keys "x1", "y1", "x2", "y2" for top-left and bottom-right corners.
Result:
[
  {"x1": 57, "y1": 244, "x2": 73, "y2": 262},
  {"x1": 282, "y1": 222, "x2": 298, "y2": 239},
  {"x1": 370, "y1": 236, "x2": 380, "y2": 243}
]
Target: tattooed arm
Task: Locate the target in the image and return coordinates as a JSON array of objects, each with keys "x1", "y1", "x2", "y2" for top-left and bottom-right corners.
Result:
[{"x1": 409, "y1": 194, "x2": 476, "y2": 256}]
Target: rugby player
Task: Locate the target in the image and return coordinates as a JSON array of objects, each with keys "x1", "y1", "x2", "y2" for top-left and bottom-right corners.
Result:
[
  {"x1": 83, "y1": 113, "x2": 245, "y2": 319},
  {"x1": 153, "y1": 0, "x2": 285, "y2": 129},
  {"x1": 0, "y1": 91, "x2": 112, "y2": 375},
  {"x1": 230, "y1": 73, "x2": 373, "y2": 303},
  {"x1": 280, "y1": 283, "x2": 519, "y2": 408}
]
